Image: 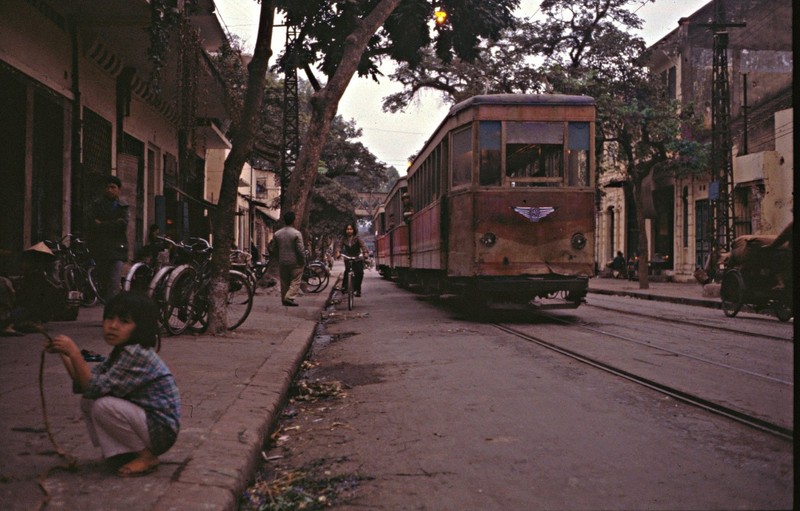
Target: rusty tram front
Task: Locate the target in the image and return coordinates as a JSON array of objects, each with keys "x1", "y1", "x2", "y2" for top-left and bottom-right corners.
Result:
[{"x1": 374, "y1": 94, "x2": 596, "y2": 309}]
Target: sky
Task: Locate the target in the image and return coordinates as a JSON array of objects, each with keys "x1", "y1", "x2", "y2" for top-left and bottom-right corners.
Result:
[{"x1": 213, "y1": 0, "x2": 710, "y2": 172}]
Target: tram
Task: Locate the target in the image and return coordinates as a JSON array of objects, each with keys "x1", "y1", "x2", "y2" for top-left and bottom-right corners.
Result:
[{"x1": 374, "y1": 94, "x2": 596, "y2": 309}]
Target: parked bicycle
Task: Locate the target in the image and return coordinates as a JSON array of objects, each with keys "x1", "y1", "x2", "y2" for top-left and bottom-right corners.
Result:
[
  {"x1": 301, "y1": 251, "x2": 330, "y2": 294},
  {"x1": 163, "y1": 240, "x2": 254, "y2": 335},
  {"x1": 123, "y1": 235, "x2": 176, "y2": 295},
  {"x1": 45, "y1": 234, "x2": 101, "y2": 307},
  {"x1": 231, "y1": 249, "x2": 272, "y2": 291}
]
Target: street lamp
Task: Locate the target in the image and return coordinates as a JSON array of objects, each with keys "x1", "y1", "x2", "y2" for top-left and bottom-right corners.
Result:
[{"x1": 433, "y1": 7, "x2": 447, "y2": 26}]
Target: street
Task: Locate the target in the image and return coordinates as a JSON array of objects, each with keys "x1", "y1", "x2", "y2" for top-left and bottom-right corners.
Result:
[{"x1": 248, "y1": 269, "x2": 793, "y2": 510}]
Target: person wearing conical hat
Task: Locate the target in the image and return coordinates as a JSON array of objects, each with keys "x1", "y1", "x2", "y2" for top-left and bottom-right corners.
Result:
[{"x1": 10, "y1": 241, "x2": 64, "y2": 332}]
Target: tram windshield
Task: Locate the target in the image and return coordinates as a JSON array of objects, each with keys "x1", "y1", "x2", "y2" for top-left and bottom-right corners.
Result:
[{"x1": 476, "y1": 120, "x2": 591, "y2": 188}]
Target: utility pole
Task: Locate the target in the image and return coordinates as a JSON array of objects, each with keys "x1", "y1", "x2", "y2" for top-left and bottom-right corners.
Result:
[
  {"x1": 280, "y1": 24, "x2": 300, "y2": 211},
  {"x1": 703, "y1": 0, "x2": 745, "y2": 252}
]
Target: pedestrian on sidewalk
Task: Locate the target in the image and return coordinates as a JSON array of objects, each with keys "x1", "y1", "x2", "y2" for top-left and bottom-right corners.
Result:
[
  {"x1": 46, "y1": 292, "x2": 180, "y2": 477},
  {"x1": 90, "y1": 175, "x2": 129, "y2": 301},
  {"x1": 268, "y1": 211, "x2": 305, "y2": 307}
]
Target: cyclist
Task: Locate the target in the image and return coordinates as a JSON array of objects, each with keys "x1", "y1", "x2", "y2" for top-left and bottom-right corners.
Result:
[{"x1": 334, "y1": 223, "x2": 369, "y2": 297}]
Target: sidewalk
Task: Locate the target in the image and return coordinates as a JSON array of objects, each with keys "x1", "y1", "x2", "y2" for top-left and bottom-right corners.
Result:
[
  {"x1": 588, "y1": 275, "x2": 721, "y2": 309},
  {"x1": 0, "y1": 279, "x2": 334, "y2": 511}
]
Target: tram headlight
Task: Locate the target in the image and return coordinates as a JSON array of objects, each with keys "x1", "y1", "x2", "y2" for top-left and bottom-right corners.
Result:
[
  {"x1": 480, "y1": 232, "x2": 497, "y2": 247},
  {"x1": 571, "y1": 232, "x2": 587, "y2": 250}
]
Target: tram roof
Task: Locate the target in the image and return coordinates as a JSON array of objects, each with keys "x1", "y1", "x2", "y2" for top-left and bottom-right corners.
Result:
[{"x1": 448, "y1": 94, "x2": 595, "y2": 117}]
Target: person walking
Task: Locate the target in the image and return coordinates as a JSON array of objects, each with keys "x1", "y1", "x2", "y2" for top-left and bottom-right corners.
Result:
[
  {"x1": 90, "y1": 175, "x2": 129, "y2": 301},
  {"x1": 268, "y1": 211, "x2": 305, "y2": 307},
  {"x1": 335, "y1": 223, "x2": 369, "y2": 297}
]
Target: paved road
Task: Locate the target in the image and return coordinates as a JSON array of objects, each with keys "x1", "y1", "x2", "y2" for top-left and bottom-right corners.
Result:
[{"x1": 252, "y1": 270, "x2": 792, "y2": 510}]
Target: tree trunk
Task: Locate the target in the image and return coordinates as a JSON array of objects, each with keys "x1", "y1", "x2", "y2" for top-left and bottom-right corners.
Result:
[
  {"x1": 284, "y1": 0, "x2": 403, "y2": 227},
  {"x1": 206, "y1": 2, "x2": 275, "y2": 334}
]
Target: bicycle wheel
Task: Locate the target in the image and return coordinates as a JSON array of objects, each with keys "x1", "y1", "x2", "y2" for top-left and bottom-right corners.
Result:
[
  {"x1": 309, "y1": 263, "x2": 330, "y2": 292},
  {"x1": 347, "y1": 274, "x2": 354, "y2": 311},
  {"x1": 79, "y1": 266, "x2": 101, "y2": 306},
  {"x1": 192, "y1": 271, "x2": 253, "y2": 331},
  {"x1": 301, "y1": 265, "x2": 324, "y2": 293},
  {"x1": 720, "y1": 269, "x2": 744, "y2": 317},
  {"x1": 225, "y1": 270, "x2": 253, "y2": 330},
  {"x1": 64, "y1": 264, "x2": 100, "y2": 307},
  {"x1": 163, "y1": 265, "x2": 199, "y2": 335},
  {"x1": 123, "y1": 262, "x2": 153, "y2": 294}
]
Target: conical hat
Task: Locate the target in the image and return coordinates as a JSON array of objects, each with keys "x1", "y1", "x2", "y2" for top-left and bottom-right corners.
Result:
[{"x1": 25, "y1": 242, "x2": 55, "y2": 257}]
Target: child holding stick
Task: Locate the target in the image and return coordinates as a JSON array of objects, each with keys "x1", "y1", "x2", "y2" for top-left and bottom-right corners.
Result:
[{"x1": 46, "y1": 292, "x2": 180, "y2": 477}]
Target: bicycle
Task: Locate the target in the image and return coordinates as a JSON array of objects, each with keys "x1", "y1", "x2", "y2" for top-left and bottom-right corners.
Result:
[
  {"x1": 339, "y1": 254, "x2": 364, "y2": 311},
  {"x1": 301, "y1": 256, "x2": 331, "y2": 294},
  {"x1": 231, "y1": 249, "x2": 272, "y2": 291},
  {"x1": 123, "y1": 236, "x2": 170, "y2": 294},
  {"x1": 163, "y1": 240, "x2": 254, "y2": 335},
  {"x1": 46, "y1": 234, "x2": 101, "y2": 307}
]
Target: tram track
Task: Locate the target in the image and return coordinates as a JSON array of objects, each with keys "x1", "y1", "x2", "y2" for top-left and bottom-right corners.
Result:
[
  {"x1": 550, "y1": 314, "x2": 793, "y2": 386},
  {"x1": 584, "y1": 302, "x2": 793, "y2": 343},
  {"x1": 492, "y1": 321, "x2": 794, "y2": 443}
]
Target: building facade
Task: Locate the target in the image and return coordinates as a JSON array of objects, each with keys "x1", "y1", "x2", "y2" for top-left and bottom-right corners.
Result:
[
  {"x1": 0, "y1": 0, "x2": 231, "y2": 273},
  {"x1": 596, "y1": 0, "x2": 793, "y2": 281}
]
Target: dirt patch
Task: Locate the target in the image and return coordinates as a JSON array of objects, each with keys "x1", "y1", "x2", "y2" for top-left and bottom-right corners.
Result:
[
  {"x1": 309, "y1": 362, "x2": 384, "y2": 387},
  {"x1": 241, "y1": 318, "x2": 382, "y2": 509}
]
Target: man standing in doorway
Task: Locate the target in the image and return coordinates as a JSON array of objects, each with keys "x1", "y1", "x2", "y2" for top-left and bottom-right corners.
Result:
[
  {"x1": 90, "y1": 175, "x2": 129, "y2": 301},
  {"x1": 268, "y1": 211, "x2": 305, "y2": 307}
]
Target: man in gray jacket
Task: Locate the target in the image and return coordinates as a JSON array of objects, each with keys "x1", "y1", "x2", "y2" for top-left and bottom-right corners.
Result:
[{"x1": 268, "y1": 211, "x2": 305, "y2": 306}]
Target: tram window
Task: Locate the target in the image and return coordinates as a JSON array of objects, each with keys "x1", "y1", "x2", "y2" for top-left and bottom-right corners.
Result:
[
  {"x1": 452, "y1": 128, "x2": 472, "y2": 187},
  {"x1": 505, "y1": 122, "x2": 564, "y2": 187},
  {"x1": 432, "y1": 145, "x2": 440, "y2": 199},
  {"x1": 441, "y1": 137, "x2": 449, "y2": 193},
  {"x1": 479, "y1": 121, "x2": 501, "y2": 186},
  {"x1": 567, "y1": 122, "x2": 590, "y2": 186}
]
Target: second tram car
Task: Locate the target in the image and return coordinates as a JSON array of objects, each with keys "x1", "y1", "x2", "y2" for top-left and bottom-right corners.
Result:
[{"x1": 374, "y1": 94, "x2": 596, "y2": 309}]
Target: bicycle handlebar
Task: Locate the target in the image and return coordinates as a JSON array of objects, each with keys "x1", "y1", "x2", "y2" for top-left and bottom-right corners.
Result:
[
  {"x1": 340, "y1": 254, "x2": 365, "y2": 261},
  {"x1": 155, "y1": 235, "x2": 179, "y2": 248}
]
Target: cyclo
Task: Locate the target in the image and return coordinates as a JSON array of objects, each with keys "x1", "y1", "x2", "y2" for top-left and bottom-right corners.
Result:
[{"x1": 719, "y1": 234, "x2": 793, "y2": 322}]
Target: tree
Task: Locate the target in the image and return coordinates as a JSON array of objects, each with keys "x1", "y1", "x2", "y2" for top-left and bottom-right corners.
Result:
[
  {"x1": 275, "y1": 0, "x2": 520, "y2": 227},
  {"x1": 376, "y1": 0, "x2": 709, "y2": 289},
  {"x1": 206, "y1": 1, "x2": 276, "y2": 333}
]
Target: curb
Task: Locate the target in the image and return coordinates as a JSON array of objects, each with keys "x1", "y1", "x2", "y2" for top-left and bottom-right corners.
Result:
[
  {"x1": 154, "y1": 295, "x2": 330, "y2": 510},
  {"x1": 588, "y1": 288, "x2": 721, "y2": 310}
]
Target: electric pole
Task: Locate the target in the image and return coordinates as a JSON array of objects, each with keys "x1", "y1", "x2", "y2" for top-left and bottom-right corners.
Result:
[
  {"x1": 705, "y1": 0, "x2": 744, "y2": 251},
  {"x1": 280, "y1": 25, "x2": 300, "y2": 211}
]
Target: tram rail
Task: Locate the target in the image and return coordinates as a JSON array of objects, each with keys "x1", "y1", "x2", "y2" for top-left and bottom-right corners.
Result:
[
  {"x1": 584, "y1": 301, "x2": 793, "y2": 343},
  {"x1": 492, "y1": 321, "x2": 793, "y2": 443}
]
